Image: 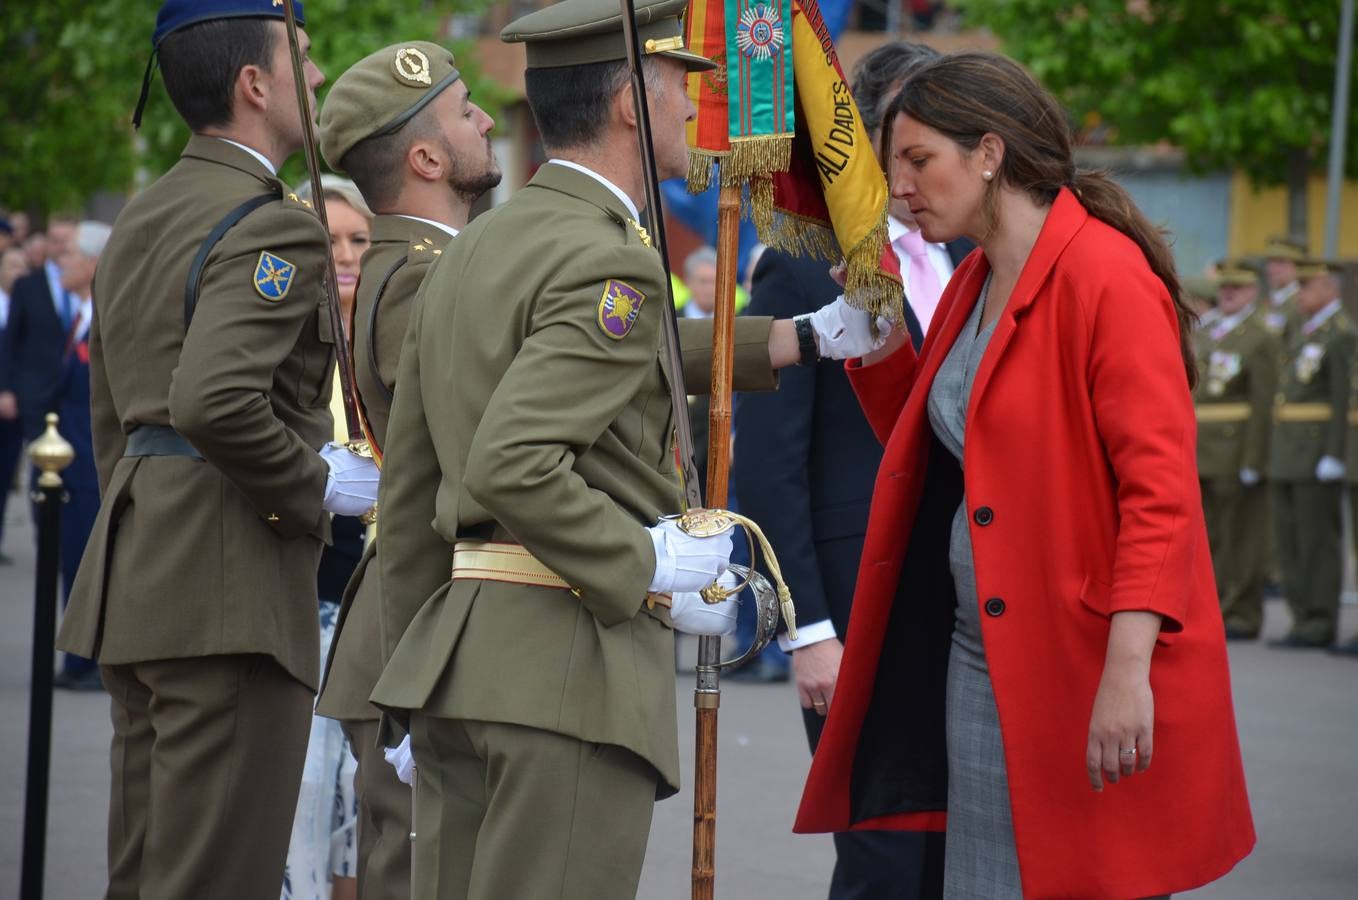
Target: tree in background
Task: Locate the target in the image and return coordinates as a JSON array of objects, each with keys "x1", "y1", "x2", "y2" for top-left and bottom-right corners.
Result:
[
  {"x1": 957, "y1": 0, "x2": 1356, "y2": 239},
  {"x1": 0, "y1": 0, "x2": 507, "y2": 217}
]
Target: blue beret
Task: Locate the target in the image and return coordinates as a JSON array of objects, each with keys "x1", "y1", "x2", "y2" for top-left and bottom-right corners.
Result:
[{"x1": 153, "y1": 0, "x2": 305, "y2": 46}]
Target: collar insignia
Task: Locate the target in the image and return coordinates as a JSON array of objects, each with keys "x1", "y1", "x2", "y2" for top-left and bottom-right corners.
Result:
[{"x1": 627, "y1": 218, "x2": 653, "y2": 248}]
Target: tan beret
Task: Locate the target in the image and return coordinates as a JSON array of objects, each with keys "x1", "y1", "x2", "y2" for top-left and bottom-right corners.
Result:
[
  {"x1": 319, "y1": 41, "x2": 461, "y2": 172},
  {"x1": 1213, "y1": 260, "x2": 1258, "y2": 288},
  {"x1": 501, "y1": 0, "x2": 715, "y2": 72},
  {"x1": 1264, "y1": 235, "x2": 1307, "y2": 261}
]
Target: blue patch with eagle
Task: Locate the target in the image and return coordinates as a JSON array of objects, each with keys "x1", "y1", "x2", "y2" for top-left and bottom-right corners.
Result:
[{"x1": 253, "y1": 251, "x2": 296, "y2": 301}]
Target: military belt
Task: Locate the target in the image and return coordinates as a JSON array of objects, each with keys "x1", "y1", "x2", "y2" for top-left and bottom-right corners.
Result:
[
  {"x1": 1273, "y1": 403, "x2": 1334, "y2": 423},
  {"x1": 123, "y1": 424, "x2": 204, "y2": 459},
  {"x1": 451, "y1": 540, "x2": 671, "y2": 608},
  {"x1": 1195, "y1": 403, "x2": 1251, "y2": 423}
]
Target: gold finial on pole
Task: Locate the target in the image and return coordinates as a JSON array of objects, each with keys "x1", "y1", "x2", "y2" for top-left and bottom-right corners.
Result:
[{"x1": 28, "y1": 413, "x2": 75, "y2": 490}]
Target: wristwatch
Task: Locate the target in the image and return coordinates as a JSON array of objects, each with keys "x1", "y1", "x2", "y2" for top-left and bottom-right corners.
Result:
[{"x1": 793, "y1": 315, "x2": 819, "y2": 367}]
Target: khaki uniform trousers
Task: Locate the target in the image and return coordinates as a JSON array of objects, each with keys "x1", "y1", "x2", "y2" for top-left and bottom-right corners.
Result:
[
  {"x1": 1201, "y1": 479, "x2": 1270, "y2": 635},
  {"x1": 409, "y1": 716, "x2": 659, "y2": 900},
  {"x1": 101, "y1": 654, "x2": 312, "y2": 900},
  {"x1": 1272, "y1": 481, "x2": 1344, "y2": 643},
  {"x1": 343, "y1": 718, "x2": 413, "y2": 900}
]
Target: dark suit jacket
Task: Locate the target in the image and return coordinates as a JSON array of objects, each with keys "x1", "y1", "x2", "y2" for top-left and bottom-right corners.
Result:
[
  {"x1": 0, "y1": 268, "x2": 68, "y2": 440},
  {"x1": 732, "y1": 250, "x2": 893, "y2": 637}
]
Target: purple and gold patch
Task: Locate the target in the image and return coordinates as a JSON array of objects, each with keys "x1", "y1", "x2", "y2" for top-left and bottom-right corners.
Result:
[{"x1": 597, "y1": 279, "x2": 646, "y2": 340}]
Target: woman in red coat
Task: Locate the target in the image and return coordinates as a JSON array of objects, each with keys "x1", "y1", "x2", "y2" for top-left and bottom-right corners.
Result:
[{"x1": 794, "y1": 54, "x2": 1254, "y2": 898}]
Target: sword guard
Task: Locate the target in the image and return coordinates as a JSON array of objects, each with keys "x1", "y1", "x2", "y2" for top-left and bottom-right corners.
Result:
[{"x1": 667, "y1": 507, "x2": 798, "y2": 641}]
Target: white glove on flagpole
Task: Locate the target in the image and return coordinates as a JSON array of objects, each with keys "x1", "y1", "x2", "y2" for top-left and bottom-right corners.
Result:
[
  {"x1": 1316, "y1": 455, "x2": 1346, "y2": 482},
  {"x1": 321, "y1": 442, "x2": 380, "y2": 516},
  {"x1": 669, "y1": 571, "x2": 740, "y2": 635},
  {"x1": 796, "y1": 297, "x2": 894, "y2": 360},
  {"x1": 384, "y1": 735, "x2": 415, "y2": 786},
  {"x1": 647, "y1": 518, "x2": 734, "y2": 594}
]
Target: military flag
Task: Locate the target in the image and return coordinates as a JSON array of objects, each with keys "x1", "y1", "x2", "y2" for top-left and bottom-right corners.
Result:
[{"x1": 683, "y1": 0, "x2": 901, "y2": 320}]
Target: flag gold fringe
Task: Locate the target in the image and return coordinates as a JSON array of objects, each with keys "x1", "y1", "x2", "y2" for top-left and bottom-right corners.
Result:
[
  {"x1": 761, "y1": 202, "x2": 902, "y2": 324},
  {"x1": 722, "y1": 135, "x2": 793, "y2": 184},
  {"x1": 686, "y1": 150, "x2": 726, "y2": 194}
]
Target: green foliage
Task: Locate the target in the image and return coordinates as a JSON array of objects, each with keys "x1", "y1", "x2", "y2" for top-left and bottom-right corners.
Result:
[
  {"x1": 0, "y1": 0, "x2": 505, "y2": 217},
  {"x1": 957, "y1": 0, "x2": 1356, "y2": 185}
]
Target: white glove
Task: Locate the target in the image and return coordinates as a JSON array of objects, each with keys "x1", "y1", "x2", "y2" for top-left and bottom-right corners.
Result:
[
  {"x1": 669, "y1": 571, "x2": 740, "y2": 635},
  {"x1": 383, "y1": 735, "x2": 415, "y2": 786},
  {"x1": 647, "y1": 518, "x2": 734, "y2": 594},
  {"x1": 1316, "y1": 455, "x2": 1346, "y2": 482},
  {"x1": 798, "y1": 296, "x2": 894, "y2": 360},
  {"x1": 1239, "y1": 468, "x2": 1260, "y2": 486},
  {"x1": 321, "y1": 442, "x2": 380, "y2": 516}
]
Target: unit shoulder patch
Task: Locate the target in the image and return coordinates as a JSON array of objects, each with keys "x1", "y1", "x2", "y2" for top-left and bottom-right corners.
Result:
[
  {"x1": 597, "y1": 279, "x2": 646, "y2": 340},
  {"x1": 254, "y1": 251, "x2": 296, "y2": 301}
]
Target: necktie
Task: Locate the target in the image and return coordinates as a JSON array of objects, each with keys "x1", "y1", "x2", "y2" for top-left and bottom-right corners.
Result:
[
  {"x1": 897, "y1": 229, "x2": 943, "y2": 332},
  {"x1": 59, "y1": 288, "x2": 73, "y2": 329}
]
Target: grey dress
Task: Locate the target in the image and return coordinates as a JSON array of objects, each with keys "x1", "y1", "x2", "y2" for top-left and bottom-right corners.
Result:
[{"x1": 926, "y1": 276, "x2": 1023, "y2": 899}]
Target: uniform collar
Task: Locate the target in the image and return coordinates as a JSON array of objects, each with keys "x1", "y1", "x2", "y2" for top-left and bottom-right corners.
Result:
[
  {"x1": 1271, "y1": 281, "x2": 1298, "y2": 306},
  {"x1": 1210, "y1": 304, "x2": 1255, "y2": 339},
  {"x1": 397, "y1": 215, "x2": 458, "y2": 238},
  {"x1": 216, "y1": 138, "x2": 276, "y2": 175},
  {"x1": 1301, "y1": 299, "x2": 1341, "y2": 335},
  {"x1": 369, "y1": 214, "x2": 449, "y2": 247},
  {"x1": 181, "y1": 134, "x2": 280, "y2": 186},
  {"x1": 543, "y1": 159, "x2": 640, "y2": 222}
]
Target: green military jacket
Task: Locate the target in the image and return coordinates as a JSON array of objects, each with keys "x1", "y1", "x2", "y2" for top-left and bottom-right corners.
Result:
[
  {"x1": 1347, "y1": 363, "x2": 1358, "y2": 485},
  {"x1": 1268, "y1": 302, "x2": 1357, "y2": 483},
  {"x1": 317, "y1": 214, "x2": 446, "y2": 721},
  {"x1": 1193, "y1": 308, "x2": 1280, "y2": 480},
  {"x1": 371, "y1": 163, "x2": 776, "y2": 794},
  {"x1": 56, "y1": 136, "x2": 334, "y2": 689}
]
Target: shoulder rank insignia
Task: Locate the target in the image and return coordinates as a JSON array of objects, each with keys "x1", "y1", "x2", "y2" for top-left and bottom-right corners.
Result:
[
  {"x1": 597, "y1": 279, "x2": 646, "y2": 340},
  {"x1": 626, "y1": 218, "x2": 653, "y2": 248},
  {"x1": 254, "y1": 251, "x2": 296, "y2": 301}
]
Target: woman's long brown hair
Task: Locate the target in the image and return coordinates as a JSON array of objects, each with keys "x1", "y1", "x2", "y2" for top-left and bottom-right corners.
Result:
[{"x1": 881, "y1": 52, "x2": 1198, "y2": 386}]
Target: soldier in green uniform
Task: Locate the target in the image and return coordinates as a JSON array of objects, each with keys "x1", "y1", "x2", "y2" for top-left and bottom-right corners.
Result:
[
  {"x1": 369, "y1": 0, "x2": 891, "y2": 896},
  {"x1": 1261, "y1": 235, "x2": 1306, "y2": 334},
  {"x1": 1268, "y1": 259, "x2": 1356, "y2": 648},
  {"x1": 314, "y1": 40, "x2": 500, "y2": 899},
  {"x1": 53, "y1": 3, "x2": 381, "y2": 896},
  {"x1": 1194, "y1": 261, "x2": 1280, "y2": 640}
]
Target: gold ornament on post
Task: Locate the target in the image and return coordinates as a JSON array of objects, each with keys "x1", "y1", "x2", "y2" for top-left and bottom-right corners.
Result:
[{"x1": 28, "y1": 413, "x2": 74, "y2": 491}]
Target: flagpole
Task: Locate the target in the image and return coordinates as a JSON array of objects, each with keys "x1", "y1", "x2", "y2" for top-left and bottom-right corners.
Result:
[{"x1": 690, "y1": 182, "x2": 741, "y2": 900}]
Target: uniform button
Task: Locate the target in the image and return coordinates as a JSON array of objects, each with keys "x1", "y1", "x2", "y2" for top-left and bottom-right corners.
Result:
[
  {"x1": 974, "y1": 506, "x2": 994, "y2": 526},
  {"x1": 984, "y1": 597, "x2": 1006, "y2": 617}
]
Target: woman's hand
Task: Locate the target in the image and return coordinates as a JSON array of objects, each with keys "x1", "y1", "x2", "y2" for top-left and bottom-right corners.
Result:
[{"x1": 1086, "y1": 610, "x2": 1161, "y2": 790}]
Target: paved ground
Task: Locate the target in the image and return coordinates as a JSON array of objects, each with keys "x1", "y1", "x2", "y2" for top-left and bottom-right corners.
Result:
[{"x1": 0, "y1": 493, "x2": 1355, "y2": 899}]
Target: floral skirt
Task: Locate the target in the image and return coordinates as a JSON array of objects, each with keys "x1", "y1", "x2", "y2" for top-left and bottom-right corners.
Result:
[{"x1": 282, "y1": 601, "x2": 359, "y2": 900}]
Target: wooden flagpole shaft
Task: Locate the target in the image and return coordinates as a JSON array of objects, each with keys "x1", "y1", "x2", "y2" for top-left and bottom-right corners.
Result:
[{"x1": 692, "y1": 184, "x2": 742, "y2": 900}]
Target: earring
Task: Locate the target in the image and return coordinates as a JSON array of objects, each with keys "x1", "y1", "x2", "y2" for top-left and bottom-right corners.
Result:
[{"x1": 983, "y1": 170, "x2": 993, "y2": 181}]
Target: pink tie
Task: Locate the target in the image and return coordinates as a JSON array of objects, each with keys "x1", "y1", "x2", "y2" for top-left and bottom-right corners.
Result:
[{"x1": 897, "y1": 229, "x2": 943, "y2": 332}]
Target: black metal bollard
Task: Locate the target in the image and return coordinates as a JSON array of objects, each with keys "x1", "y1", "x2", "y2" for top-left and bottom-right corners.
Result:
[{"x1": 20, "y1": 413, "x2": 73, "y2": 900}]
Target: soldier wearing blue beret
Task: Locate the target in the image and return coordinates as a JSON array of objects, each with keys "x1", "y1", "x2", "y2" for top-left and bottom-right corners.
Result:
[{"x1": 56, "y1": 2, "x2": 380, "y2": 896}]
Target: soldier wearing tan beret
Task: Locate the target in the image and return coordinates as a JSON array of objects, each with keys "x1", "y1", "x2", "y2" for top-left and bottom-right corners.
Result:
[
  {"x1": 1268, "y1": 259, "x2": 1356, "y2": 648},
  {"x1": 315, "y1": 40, "x2": 501, "y2": 900},
  {"x1": 1193, "y1": 261, "x2": 1279, "y2": 640}
]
